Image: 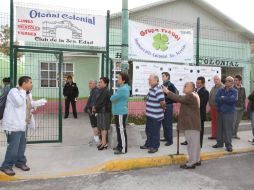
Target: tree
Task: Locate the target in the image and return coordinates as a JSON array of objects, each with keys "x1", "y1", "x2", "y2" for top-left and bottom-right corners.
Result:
[{"x1": 0, "y1": 25, "x2": 23, "y2": 58}]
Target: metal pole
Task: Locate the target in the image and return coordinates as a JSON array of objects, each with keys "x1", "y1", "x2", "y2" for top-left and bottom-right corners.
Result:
[
  {"x1": 176, "y1": 129, "x2": 179, "y2": 155},
  {"x1": 58, "y1": 52, "x2": 63, "y2": 142},
  {"x1": 13, "y1": 48, "x2": 17, "y2": 86},
  {"x1": 196, "y1": 17, "x2": 200, "y2": 66},
  {"x1": 10, "y1": 0, "x2": 14, "y2": 87},
  {"x1": 106, "y1": 10, "x2": 110, "y2": 77},
  {"x1": 121, "y1": 0, "x2": 129, "y2": 72}
]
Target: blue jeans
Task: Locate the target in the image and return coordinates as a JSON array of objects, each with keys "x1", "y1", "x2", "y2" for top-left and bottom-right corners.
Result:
[
  {"x1": 251, "y1": 111, "x2": 254, "y2": 137},
  {"x1": 1, "y1": 131, "x2": 27, "y2": 169},
  {"x1": 162, "y1": 104, "x2": 173, "y2": 143},
  {"x1": 145, "y1": 116, "x2": 162, "y2": 149}
]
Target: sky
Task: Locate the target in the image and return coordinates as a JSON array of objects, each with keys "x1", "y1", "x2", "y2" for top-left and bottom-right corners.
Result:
[{"x1": 0, "y1": 0, "x2": 254, "y2": 32}]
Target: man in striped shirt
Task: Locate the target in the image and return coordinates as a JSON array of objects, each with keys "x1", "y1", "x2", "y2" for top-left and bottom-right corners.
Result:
[{"x1": 140, "y1": 74, "x2": 166, "y2": 153}]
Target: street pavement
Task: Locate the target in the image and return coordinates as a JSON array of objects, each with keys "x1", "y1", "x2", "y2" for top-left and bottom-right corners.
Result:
[
  {"x1": 0, "y1": 114, "x2": 253, "y2": 181},
  {"x1": 0, "y1": 153, "x2": 254, "y2": 190}
]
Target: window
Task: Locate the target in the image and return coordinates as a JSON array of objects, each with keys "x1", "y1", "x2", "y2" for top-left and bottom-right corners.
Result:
[{"x1": 40, "y1": 62, "x2": 74, "y2": 87}]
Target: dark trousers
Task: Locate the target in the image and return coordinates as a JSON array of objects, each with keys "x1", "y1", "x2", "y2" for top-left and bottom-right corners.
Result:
[
  {"x1": 115, "y1": 115, "x2": 128, "y2": 153},
  {"x1": 162, "y1": 103, "x2": 173, "y2": 143},
  {"x1": 200, "y1": 120, "x2": 204, "y2": 148},
  {"x1": 89, "y1": 114, "x2": 97, "y2": 128},
  {"x1": 1, "y1": 131, "x2": 27, "y2": 169},
  {"x1": 65, "y1": 97, "x2": 77, "y2": 118},
  {"x1": 216, "y1": 113, "x2": 234, "y2": 148},
  {"x1": 145, "y1": 116, "x2": 161, "y2": 149}
]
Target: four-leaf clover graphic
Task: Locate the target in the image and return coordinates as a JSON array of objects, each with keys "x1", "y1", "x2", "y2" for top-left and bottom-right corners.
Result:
[{"x1": 152, "y1": 33, "x2": 169, "y2": 52}]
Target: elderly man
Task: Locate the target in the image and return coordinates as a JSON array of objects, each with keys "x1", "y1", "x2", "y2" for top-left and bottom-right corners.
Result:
[
  {"x1": 213, "y1": 76, "x2": 238, "y2": 152},
  {"x1": 208, "y1": 76, "x2": 224, "y2": 140},
  {"x1": 140, "y1": 74, "x2": 165, "y2": 153},
  {"x1": 163, "y1": 82, "x2": 201, "y2": 169},
  {"x1": 84, "y1": 80, "x2": 100, "y2": 146}
]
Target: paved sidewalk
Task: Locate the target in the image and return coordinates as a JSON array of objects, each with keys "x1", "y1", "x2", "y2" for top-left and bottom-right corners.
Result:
[{"x1": 0, "y1": 114, "x2": 253, "y2": 181}]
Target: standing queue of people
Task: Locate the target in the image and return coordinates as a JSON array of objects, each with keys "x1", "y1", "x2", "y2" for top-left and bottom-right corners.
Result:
[{"x1": 1, "y1": 72, "x2": 252, "y2": 176}]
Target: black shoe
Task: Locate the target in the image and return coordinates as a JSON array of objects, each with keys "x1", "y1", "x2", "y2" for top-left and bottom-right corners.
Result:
[
  {"x1": 64, "y1": 116, "x2": 68, "y2": 119},
  {"x1": 195, "y1": 161, "x2": 201, "y2": 166},
  {"x1": 74, "y1": 117, "x2": 78, "y2": 119},
  {"x1": 15, "y1": 164, "x2": 30, "y2": 171},
  {"x1": 208, "y1": 136, "x2": 216, "y2": 140},
  {"x1": 226, "y1": 147, "x2": 233, "y2": 152},
  {"x1": 0, "y1": 167, "x2": 15, "y2": 176},
  {"x1": 181, "y1": 141, "x2": 188, "y2": 145},
  {"x1": 140, "y1": 145, "x2": 149, "y2": 149},
  {"x1": 113, "y1": 147, "x2": 121, "y2": 151},
  {"x1": 114, "y1": 150, "x2": 126, "y2": 155},
  {"x1": 165, "y1": 142, "x2": 173, "y2": 146},
  {"x1": 212, "y1": 144, "x2": 223, "y2": 148},
  {"x1": 160, "y1": 138, "x2": 167, "y2": 142},
  {"x1": 232, "y1": 136, "x2": 240, "y2": 140},
  {"x1": 97, "y1": 144, "x2": 108, "y2": 150},
  {"x1": 180, "y1": 164, "x2": 195, "y2": 169},
  {"x1": 148, "y1": 148, "x2": 158, "y2": 153}
]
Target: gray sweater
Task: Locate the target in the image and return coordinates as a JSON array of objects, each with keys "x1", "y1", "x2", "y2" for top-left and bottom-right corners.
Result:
[{"x1": 209, "y1": 84, "x2": 224, "y2": 107}]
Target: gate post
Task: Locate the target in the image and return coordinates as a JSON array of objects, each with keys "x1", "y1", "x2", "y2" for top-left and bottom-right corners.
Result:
[
  {"x1": 106, "y1": 10, "x2": 110, "y2": 77},
  {"x1": 10, "y1": 0, "x2": 14, "y2": 87},
  {"x1": 58, "y1": 52, "x2": 63, "y2": 142}
]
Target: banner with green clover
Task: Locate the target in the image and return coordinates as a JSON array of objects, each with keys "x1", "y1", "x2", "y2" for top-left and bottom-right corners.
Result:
[{"x1": 129, "y1": 20, "x2": 193, "y2": 63}]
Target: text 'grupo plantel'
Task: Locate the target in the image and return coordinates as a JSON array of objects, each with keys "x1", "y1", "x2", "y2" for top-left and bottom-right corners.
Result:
[{"x1": 29, "y1": 10, "x2": 96, "y2": 25}]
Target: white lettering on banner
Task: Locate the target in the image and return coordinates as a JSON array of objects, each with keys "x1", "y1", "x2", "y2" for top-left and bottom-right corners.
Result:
[
  {"x1": 16, "y1": 6, "x2": 106, "y2": 47},
  {"x1": 132, "y1": 62, "x2": 221, "y2": 96},
  {"x1": 129, "y1": 20, "x2": 194, "y2": 64}
]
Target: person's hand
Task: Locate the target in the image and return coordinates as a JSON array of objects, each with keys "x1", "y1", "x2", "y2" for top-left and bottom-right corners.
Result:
[
  {"x1": 221, "y1": 96, "x2": 225, "y2": 99},
  {"x1": 92, "y1": 106, "x2": 96, "y2": 113},
  {"x1": 64, "y1": 96, "x2": 67, "y2": 100},
  {"x1": 162, "y1": 85, "x2": 170, "y2": 94},
  {"x1": 75, "y1": 97, "x2": 78, "y2": 101}
]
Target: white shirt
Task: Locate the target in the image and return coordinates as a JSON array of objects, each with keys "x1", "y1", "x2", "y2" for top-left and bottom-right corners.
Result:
[{"x1": 2, "y1": 88, "x2": 27, "y2": 132}]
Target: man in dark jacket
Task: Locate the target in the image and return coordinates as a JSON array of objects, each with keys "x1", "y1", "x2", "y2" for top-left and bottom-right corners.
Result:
[
  {"x1": 85, "y1": 80, "x2": 99, "y2": 145},
  {"x1": 161, "y1": 72, "x2": 178, "y2": 146},
  {"x1": 196, "y1": 76, "x2": 209, "y2": 148},
  {"x1": 63, "y1": 76, "x2": 79, "y2": 119},
  {"x1": 213, "y1": 76, "x2": 238, "y2": 152}
]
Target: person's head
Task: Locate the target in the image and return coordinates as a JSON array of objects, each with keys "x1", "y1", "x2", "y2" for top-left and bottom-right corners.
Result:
[
  {"x1": 98, "y1": 77, "x2": 109, "y2": 89},
  {"x1": 67, "y1": 76, "x2": 73, "y2": 83},
  {"x1": 117, "y1": 72, "x2": 129, "y2": 85},
  {"x1": 2, "y1": 77, "x2": 10, "y2": 86},
  {"x1": 161, "y1": 72, "x2": 170, "y2": 82},
  {"x1": 213, "y1": 75, "x2": 221, "y2": 86},
  {"x1": 183, "y1": 82, "x2": 195, "y2": 94},
  {"x1": 88, "y1": 80, "x2": 97, "y2": 90},
  {"x1": 221, "y1": 75, "x2": 226, "y2": 84},
  {"x1": 234, "y1": 75, "x2": 242, "y2": 86},
  {"x1": 148, "y1": 74, "x2": 159, "y2": 87},
  {"x1": 196, "y1": 76, "x2": 205, "y2": 89},
  {"x1": 18, "y1": 76, "x2": 32, "y2": 91},
  {"x1": 225, "y1": 76, "x2": 234, "y2": 88}
]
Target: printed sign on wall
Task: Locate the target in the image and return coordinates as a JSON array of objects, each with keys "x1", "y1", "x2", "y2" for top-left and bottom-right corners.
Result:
[
  {"x1": 16, "y1": 6, "x2": 106, "y2": 47},
  {"x1": 132, "y1": 62, "x2": 221, "y2": 95},
  {"x1": 129, "y1": 20, "x2": 194, "y2": 63}
]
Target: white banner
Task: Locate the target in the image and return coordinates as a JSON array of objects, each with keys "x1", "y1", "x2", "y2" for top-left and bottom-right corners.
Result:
[
  {"x1": 16, "y1": 6, "x2": 106, "y2": 47},
  {"x1": 132, "y1": 62, "x2": 221, "y2": 95},
  {"x1": 129, "y1": 20, "x2": 194, "y2": 63}
]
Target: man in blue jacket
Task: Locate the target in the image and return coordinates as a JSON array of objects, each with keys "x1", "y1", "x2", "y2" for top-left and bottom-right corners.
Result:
[
  {"x1": 213, "y1": 76, "x2": 238, "y2": 152},
  {"x1": 110, "y1": 72, "x2": 130, "y2": 155}
]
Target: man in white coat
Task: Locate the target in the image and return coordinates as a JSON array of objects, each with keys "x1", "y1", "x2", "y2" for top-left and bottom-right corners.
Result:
[{"x1": 0, "y1": 76, "x2": 33, "y2": 176}]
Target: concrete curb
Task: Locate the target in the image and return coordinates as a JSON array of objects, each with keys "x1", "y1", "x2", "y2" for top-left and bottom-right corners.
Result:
[{"x1": 1, "y1": 147, "x2": 254, "y2": 182}]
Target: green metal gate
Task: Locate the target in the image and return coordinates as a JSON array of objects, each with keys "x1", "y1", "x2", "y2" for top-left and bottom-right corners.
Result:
[{"x1": 14, "y1": 48, "x2": 63, "y2": 143}]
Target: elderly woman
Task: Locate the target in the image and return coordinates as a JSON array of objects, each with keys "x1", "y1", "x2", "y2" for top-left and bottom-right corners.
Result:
[
  {"x1": 92, "y1": 77, "x2": 111, "y2": 151},
  {"x1": 162, "y1": 82, "x2": 201, "y2": 169}
]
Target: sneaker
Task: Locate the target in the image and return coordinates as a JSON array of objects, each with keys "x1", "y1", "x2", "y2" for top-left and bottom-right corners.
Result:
[
  {"x1": 15, "y1": 164, "x2": 30, "y2": 171},
  {"x1": 89, "y1": 139, "x2": 100, "y2": 146},
  {"x1": 0, "y1": 167, "x2": 15, "y2": 176},
  {"x1": 248, "y1": 138, "x2": 254, "y2": 142}
]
